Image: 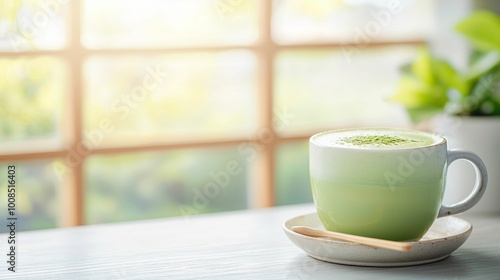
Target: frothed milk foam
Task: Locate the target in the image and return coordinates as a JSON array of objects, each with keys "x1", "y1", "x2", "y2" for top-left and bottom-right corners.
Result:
[
  {"x1": 312, "y1": 128, "x2": 442, "y2": 149},
  {"x1": 310, "y1": 128, "x2": 447, "y2": 241}
]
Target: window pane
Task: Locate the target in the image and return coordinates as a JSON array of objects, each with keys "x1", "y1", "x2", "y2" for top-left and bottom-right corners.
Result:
[
  {"x1": 83, "y1": 51, "x2": 257, "y2": 147},
  {"x1": 0, "y1": 160, "x2": 60, "y2": 232},
  {"x1": 274, "y1": 46, "x2": 416, "y2": 135},
  {"x1": 0, "y1": 1, "x2": 70, "y2": 52},
  {"x1": 0, "y1": 57, "x2": 66, "y2": 153},
  {"x1": 272, "y1": 0, "x2": 434, "y2": 44},
  {"x1": 82, "y1": 0, "x2": 259, "y2": 48},
  {"x1": 85, "y1": 147, "x2": 249, "y2": 224},
  {"x1": 275, "y1": 141, "x2": 311, "y2": 205}
]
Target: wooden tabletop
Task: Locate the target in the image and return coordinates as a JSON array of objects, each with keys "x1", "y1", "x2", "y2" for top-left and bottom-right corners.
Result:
[{"x1": 1, "y1": 204, "x2": 500, "y2": 279}]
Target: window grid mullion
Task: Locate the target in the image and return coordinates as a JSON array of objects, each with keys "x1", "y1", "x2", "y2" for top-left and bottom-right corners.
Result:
[{"x1": 2, "y1": 0, "x2": 426, "y2": 227}]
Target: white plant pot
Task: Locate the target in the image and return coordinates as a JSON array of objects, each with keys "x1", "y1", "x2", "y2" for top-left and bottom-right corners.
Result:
[{"x1": 432, "y1": 115, "x2": 500, "y2": 214}]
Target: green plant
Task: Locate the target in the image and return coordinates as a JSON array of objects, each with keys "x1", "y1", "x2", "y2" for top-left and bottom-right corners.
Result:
[{"x1": 390, "y1": 11, "x2": 500, "y2": 123}]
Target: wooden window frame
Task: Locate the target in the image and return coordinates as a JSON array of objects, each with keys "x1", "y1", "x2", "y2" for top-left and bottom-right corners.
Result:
[{"x1": 0, "y1": 0, "x2": 422, "y2": 227}]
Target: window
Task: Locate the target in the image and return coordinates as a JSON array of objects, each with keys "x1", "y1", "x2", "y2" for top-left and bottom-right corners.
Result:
[{"x1": 0, "y1": 0, "x2": 434, "y2": 231}]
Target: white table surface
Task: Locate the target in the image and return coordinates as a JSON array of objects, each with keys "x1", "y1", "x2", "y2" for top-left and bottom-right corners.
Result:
[{"x1": 1, "y1": 204, "x2": 499, "y2": 279}]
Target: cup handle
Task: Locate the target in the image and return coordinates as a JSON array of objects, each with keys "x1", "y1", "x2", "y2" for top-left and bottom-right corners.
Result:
[{"x1": 438, "y1": 150, "x2": 488, "y2": 217}]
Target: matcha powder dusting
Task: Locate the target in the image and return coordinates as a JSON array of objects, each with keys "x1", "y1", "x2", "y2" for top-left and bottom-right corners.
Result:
[{"x1": 339, "y1": 135, "x2": 417, "y2": 146}]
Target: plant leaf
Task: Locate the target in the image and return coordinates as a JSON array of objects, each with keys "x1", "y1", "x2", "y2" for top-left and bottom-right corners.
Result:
[
  {"x1": 465, "y1": 51, "x2": 500, "y2": 81},
  {"x1": 456, "y1": 11, "x2": 500, "y2": 52},
  {"x1": 434, "y1": 60, "x2": 470, "y2": 96},
  {"x1": 411, "y1": 47, "x2": 436, "y2": 85},
  {"x1": 390, "y1": 76, "x2": 448, "y2": 108},
  {"x1": 466, "y1": 71, "x2": 500, "y2": 115}
]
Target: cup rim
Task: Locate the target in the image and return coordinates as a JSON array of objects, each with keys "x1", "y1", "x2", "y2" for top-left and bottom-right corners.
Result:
[{"x1": 310, "y1": 127, "x2": 446, "y2": 151}]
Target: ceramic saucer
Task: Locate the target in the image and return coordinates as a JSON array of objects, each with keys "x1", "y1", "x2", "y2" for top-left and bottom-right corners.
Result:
[{"x1": 283, "y1": 213, "x2": 472, "y2": 267}]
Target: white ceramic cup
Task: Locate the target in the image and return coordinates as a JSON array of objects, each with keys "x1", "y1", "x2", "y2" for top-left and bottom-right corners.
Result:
[{"x1": 310, "y1": 128, "x2": 488, "y2": 241}]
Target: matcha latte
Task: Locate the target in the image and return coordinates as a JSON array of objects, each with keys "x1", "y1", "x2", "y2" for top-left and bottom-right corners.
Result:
[{"x1": 309, "y1": 128, "x2": 487, "y2": 241}]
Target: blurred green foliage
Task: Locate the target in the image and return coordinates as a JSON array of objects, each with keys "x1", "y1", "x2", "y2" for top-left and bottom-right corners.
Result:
[
  {"x1": 83, "y1": 52, "x2": 257, "y2": 145},
  {"x1": 455, "y1": 11, "x2": 500, "y2": 52},
  {"x1": 0, "y1": 2, "x2": 65, "y2": 233},
  {"x1": 0, "y1": 57, "x2": 65, "y2": 141},
  {"x1": 0, "y1": 161, "x2": 59, "y2": 233},
  {"x1": 275, "y1": 141, "x2": 312, "y2": 206},
  {"x1": 85, "y1": 147, "x2": 249, "y2": 224},
  {"x1": 391, "y1": 11, "x2": 500, "y2": 122}
]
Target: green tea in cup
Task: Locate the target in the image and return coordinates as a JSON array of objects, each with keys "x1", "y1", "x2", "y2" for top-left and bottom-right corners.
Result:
[{"x1": 309, "y1": 128, "x2": 487, "y2": 241}]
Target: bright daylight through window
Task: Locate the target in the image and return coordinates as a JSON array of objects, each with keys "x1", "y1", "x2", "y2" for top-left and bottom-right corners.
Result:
[{"x1": 0, "y1": 0, "x2": 434, "y2": 231}]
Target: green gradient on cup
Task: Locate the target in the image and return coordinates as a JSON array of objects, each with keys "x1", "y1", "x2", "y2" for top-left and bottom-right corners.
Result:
[
  {"x1": 312, "y1": 180, "x2": 444, "y2": 241},
  {"x1": 310, "y1": 128, "x2": 448, "y2": 241}
]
